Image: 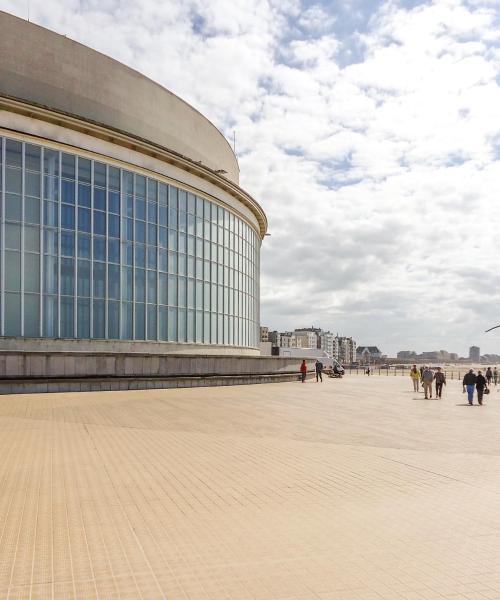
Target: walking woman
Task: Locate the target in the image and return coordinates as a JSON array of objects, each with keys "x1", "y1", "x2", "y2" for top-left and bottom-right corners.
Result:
[
  {"x1": 410, "y1": 365, "x2": 420, "y2": 392},
  {"x1": 300, "y1": 360, "x2": 307, "y2": 383}
]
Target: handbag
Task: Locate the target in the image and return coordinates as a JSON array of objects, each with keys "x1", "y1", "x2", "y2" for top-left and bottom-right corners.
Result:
[{"x1": 484, "y1": 387, "x2": 490, "y2": 395}]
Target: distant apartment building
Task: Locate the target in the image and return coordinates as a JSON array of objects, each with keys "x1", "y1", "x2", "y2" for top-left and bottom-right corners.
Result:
[
  {"x1": 260, "y1": 327, "x2": 269, "y2": 343},
  {"x1": 319, "y1": 331, "x2": 337, "y2": 358},
  {"x1": 396, "y1": 349, "x2": 459, "y2": 362},
  {"x1": 469, "y1": 346, "x2": 480, "y2": 362},
  {"x1": 294, "y1": 328, "x2": 320, "y2": 349},
  {"x1": 356, "y1": 346, "x2": 382, "y2": 364},
  {"x1": 268, "y1": 330, "x2": 281, "y2": 347},
  {"x1": 397, "y1": 350, "x2": 417, "y2": 360},
  {"x1": 338, "y1": 337, "x2": 357, "y2": 364},
  {"x1": 280, "y1": 332, "x2": 301, "y2": 348}
]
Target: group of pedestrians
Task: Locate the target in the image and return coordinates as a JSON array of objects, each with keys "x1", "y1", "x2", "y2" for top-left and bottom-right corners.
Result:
[
  {"x1": 410, "y1": 365, "x2": 446, "y2": 399},
  {"x1": 410, "y1": 364, "x2": 497, "y2": 405}
]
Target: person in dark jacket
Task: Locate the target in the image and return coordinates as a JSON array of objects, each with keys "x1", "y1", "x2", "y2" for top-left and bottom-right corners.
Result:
[
  {"x1": 433, "y1": 367, "x2": 446, "y2": 398},
  {"x1": 463, "y1": 369, "x2": 477, "y2": 405},
  {"x1": 300, "y1": 360, "x2": 307, "y2": 383},
  {"x1": 315, "y1": 359, "x2": 323, "y2": 382},
  {"x1": 476, "y1": 370, "x2": 487, "y2": 405},
  {"x1": 486, "y1": 367, "x2": 493, "y2": 387}
]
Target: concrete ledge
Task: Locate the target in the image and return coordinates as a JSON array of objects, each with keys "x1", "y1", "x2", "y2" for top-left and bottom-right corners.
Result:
[{"x1": 0, "y1": 372, "x2": 314, "y2": 395}]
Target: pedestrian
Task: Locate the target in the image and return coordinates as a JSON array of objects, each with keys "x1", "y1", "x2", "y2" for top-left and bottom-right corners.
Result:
[
  {"x1": 366, "y1": 366, "x2": 371, "y2": 376},
  {"x1": 315, "y1": 359, "x2": 323, "y2": 382},
  {"x1": 410, "y1": 364, "x2": 420, "y2": 392},
  {"x1": 476, "y1": 370, "x2": 487, "y2": 405},
  {"x1": 494, "y1": 367, "x2": 498, "y2": 386},
  {"x1": 433, "y1": 367, "x2": 446, "y2": 398},
  {"x1": 300, "y1": 360, "x2": 307, "y2": 383},
  {"x1": 486, "y1": 367, "x2": 493, "y2": 387},
  {"x1": 462, "y1": 369, "x2": 477, "y2": 405},
  {"x1": 419, "y1": 366, "x2": 424, "y2": 382},
  {"x1": 422, "y1": 366, "x2": 434, "y2": 399}
]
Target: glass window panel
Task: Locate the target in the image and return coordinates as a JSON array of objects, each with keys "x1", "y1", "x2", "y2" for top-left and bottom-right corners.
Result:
[
  {"x1": 94, "y1": 162, "x2": 106, "y2": 187},
  {"x1": 147, "y1": 178, "x2": 157, "y2": 201},
  {"x1": 61, "y1": 179, "x2": 75, "y2": 204},
  {"x1": 93, "y1": 211, "x2": 106, "y2": 235},
  {"x1": 5, "y1": 251, "x2": 21, "y2": 291},
  {"x1": 77, "y1": 234, "x2": 91, "y2": 258},
  {"x1": 211, "y1": 313, "x2": 217, "y2": 344},
  {"x1": 178, "y1": 190, "x2": 187, "y2": 213},
  {"x1": 123, "y1": 243, "x2": 133, "y2": 266},
  {"x1": 93, "y1": 237, "x2": 106, "y2": 261},
  {"x1": 196, "y1": 258, "x2": 203, "y2": 279},
  {"x1": 108, "y1": 239, "x2": 120, "y2": 263},
  {"x1": 168, "y1": 251, "x2": 177, "y2": 273},
  {"x1": 25, "y1": 226, "x2": 40, "y2": 253},
  {"x1": 121, "y1": 302, "x2": 133, "y2": 339},
  {"x1": 78, "y1": 157, "x2": 91, "y2": 184},
  {"x1": 196, "y1": 196, "x2": 204, "y2": 216},
  {"x1": 204, "y1": 282, "x2": 210, "y2": 311},
  {"x1": 43, "y1": 295, "x2": 58, "y2": 337},
  {"x1": 44, "y1": 149, "x2": 59, "y2": 176},
  {"x1": 6, "y1": 194, "x2": 22, "y2": 221},
  {"x1": 159, "y1": 249, "x2": 168, "y2": 272},
  {"x1": 24, "y1": 294, "x2": 40, "y2": 337},
  {"x1": 109, "y1": 166, "x2": 120, "y2": 191},
  {"x1": 147, "y1": 246, "x2": 157, "y2": 269},
  {"x1": 135, "y1": 244, "x2": 146, "y2": 268},
  {"x1": 44, "y1": 201, "x2": 58, "y2": 227},
  {"x1": 93, "y1": 263, "x2": 106, "y2": 298},
  {"x1": 6, "y1": 168, "x2": 22, "y2": 194},
  {"x1": 196, "y1": 311, "x2": 203, "y2": 343},
  {"x1": 6, "y1": 139, "x2": 22, "y2": 168},
  {"x1": 168, "y1": 307, "x2": 177, "y2": 340},
  {"x1": 178, "y1": 232, "x2": 186, "y2": 253},
  {"x1": 108, "y1": 301, "x2": 120, "y2": 338},
  {"x1": 187, "y1": 193, "x2": 196, "y2": 215},
  {"x1": 5, "y1": 293, "x2": 21, "y2": 335},
  {"x1": 77, "y1": 260, "x2": 91, "y2": 296},
  {"x1": 196, "y1": 281, "x2": 203, "y2": 310},
  {"x1": 108, "y1": 264, "x2": 120, "y2": 300},
  {"x1": 5, "y1": 223, "x2": 21, "y2": 250},
  {"x1": 135, "y1": 303, "x2": 145, "y2": 339},
  {"x1": 78, "y1": 183, "x2": 91, "y2": 207},
  {"x1": 135, "y1": 198, "x2": 146, "y2": 221},
  {"x1": 77, "y1": 298, "x2": 90, "y2": 338},
  {"x1": 94, "y1": 187, "x2": 106, "y2": 211},
  {"x1": 159, "y1": 205, "x2": 168, "y2": 227},
  {"x1": 60, "y1": 258, "x2": 75, "y2": 295},
  {"x1": 25, "y1": 144, "x2": 41, "y2": 172},
  {"x1": 147, "y1": 201, "x2": 157, "y2": 223},
  {"x1": 125, "y1": 195, "x2": 134, "y2": 217},
  {"x1": 178, "y1": 277, "x2": 186, "y2": 307},
  {"x1": 159, "y1": 306, "x2": 168, "y2": 340},
  {"x1": 135, "y1": 269, "x2": 145, "y2": 302},
  {"x1": 61, "y1": 153, "x2": 75, "y2": 179},
  {"x1": 168, "y1": 275, "x2": 177, "y2": 305},
  {"x1": 125, "y1": 218, "x2": 134, "y2": 241},
  {"x1": 187, "y1": 278, "x2": 195, "y2": 308},
  {"x1": 24, "y1": 253, "x2": 40, "y2": 293},
  {"x1": 61, "y1": 204, "x2": 75, "y2": 229},
  {"x1": 159, "y1": 183, "x2": 168, "y2": 205},
  {"x1": 158, "y1": 227, "x2": 168, "y2": 248},
  {"x1": 187, "y1": 309, "x2": 194, "y2": 342},
  {"x1": 188, "y1": 256, "x2": 195, "y2": 277},
  {"x1": 147, "y1": 270, "x2": 157, "y2": 303},
  {"x1": 135, "y1": 221, "x2": 145, "y2": 243},
  {"x1": 147, "y1": 305, "x2": 157, "y2": 340},
  {"x1": 204, "y1": 221, "x2": 210, "y2": 239},
  {"x1": 159, "y1": 273, "x2": 168, "y2": 305},
  {"x1": 179, "y1": 211, "x2": 187, "y2": 233},
  {"x1": 196, "y1": 217, "x2": 203, "y2": 238},
  {"x1": 168, "y1": 230, "x2": 177, "y2": 251},
  {"x1": 169, "y1": 186, "x2": 178, "y2": 210},
  {"x1": 178, "y1": 308, "x2": 187, "y2": 342},
  {"x1": 43, "y1": 176, "x2": 59, "y2": 201},
  {"x1": 108, "y1": 214, "x2": 120, "y2": 238},
  {"x1": 122, "y1": 267, "x2": 133, "y2": 301},
  {"x1": 135, "y1": 175, "x2": 146, "y2": 198},
  {"x1": 78, "y1": 208, "x2": 91, "y2": 232},
  {"x1": 93, "y1": 300, "x2": 105, "y2": 338},
  {"x1": 25, "y1": 171, "x2": 41, "y2": 197},
  {"x1": 187, "y1": 214, "x2": 195, "y2": 235},
  {"x1": 108, "y1": 190, "x2": 120, "y2": 213},
  {"x1": 204, "y1": 311, "x2": 210, "y2": 342},
  {"x1": 187, "y1": 235, "x2": 195, "y2": 256},
  {"x1": 169, "y1": 208, "x2": 177, "y2": 228},
  {"x1": 60, "y1": 297, "x2": 74, "y2": 338},
  {"x1": 147, "y1": 223, "x2": 157, "y2": 246}
]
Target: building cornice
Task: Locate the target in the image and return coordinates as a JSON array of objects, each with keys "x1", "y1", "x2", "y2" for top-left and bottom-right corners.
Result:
[{"x1": 0, "y1": 94, "x2": 268, "y2": 238}]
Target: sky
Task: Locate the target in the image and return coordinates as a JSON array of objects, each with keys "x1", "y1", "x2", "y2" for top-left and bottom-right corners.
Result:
[{"x1": 2, "y1": 0, "x2": 500, "y2": 356}]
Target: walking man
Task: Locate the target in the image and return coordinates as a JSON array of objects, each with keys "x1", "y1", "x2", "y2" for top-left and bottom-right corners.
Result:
[
  {"x1": 494, "y1": 367, "x2": 498, "y2": 386},
  {"x1": 476, "y1": 370, "x2": 487, "y2": 405},
  {"x1": 433, "y1": 367, "x2": 446, "y2": 398},
  {"x1": 462, "y1": 369, "x2": 477, "y2": 405},
  {"x1": 486, "y1": 367, "x2": 493, "y2": 387},
  {"x1": 422, "y1": 366, "x2": 434, "y2": 399},
  {"x1": 410, "y1": 364, "x2": 420, "y2": 392},
  {"x1": 315, "y1": 359, "x2": 323, "y2": 382}
]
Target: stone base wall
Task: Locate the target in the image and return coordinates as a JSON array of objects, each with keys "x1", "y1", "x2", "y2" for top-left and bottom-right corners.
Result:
[{"x1": 0, "y1": 351, "x2": 316, "y2": 394}]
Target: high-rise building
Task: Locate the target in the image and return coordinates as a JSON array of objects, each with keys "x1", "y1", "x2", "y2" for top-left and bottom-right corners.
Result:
[{"x1": 469, "y1": 346, "x2": 480, "y2": 362}]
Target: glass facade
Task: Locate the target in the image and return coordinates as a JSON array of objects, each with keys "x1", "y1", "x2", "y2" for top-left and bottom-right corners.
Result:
[{"x1": 0, "y1": 137, "x2": 260, "y2": 347}]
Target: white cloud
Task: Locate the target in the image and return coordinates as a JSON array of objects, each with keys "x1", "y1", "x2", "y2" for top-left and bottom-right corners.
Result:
[{"x1": 3, "y1": 0, "x2": 500, "y2": 355}]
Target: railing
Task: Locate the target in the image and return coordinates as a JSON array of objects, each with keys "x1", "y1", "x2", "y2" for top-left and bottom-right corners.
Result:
[{"x1": 345, "y1": 366, "x2": 469, "y2": 380}]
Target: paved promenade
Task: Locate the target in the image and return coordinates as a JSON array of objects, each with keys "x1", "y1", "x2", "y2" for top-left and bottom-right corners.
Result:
[{"x1": 1, "y1": 376, "x2": 500, "y2": 599}]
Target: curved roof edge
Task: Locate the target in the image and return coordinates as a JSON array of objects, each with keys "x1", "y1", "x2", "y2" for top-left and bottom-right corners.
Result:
[
  {"x1": 0, "y1": 95, "x2": 268, "y2": 238},
  {"x1": 0, "y1": 10, "x2": 240, "y2": 183}
]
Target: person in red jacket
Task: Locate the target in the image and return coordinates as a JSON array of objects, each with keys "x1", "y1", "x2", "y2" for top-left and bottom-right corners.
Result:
[{"x1": 300, "y1": 360, "x2": 307, "y2": 383}]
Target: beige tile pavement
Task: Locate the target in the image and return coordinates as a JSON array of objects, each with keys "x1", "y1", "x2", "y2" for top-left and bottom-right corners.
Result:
[{"x1": 1, "y1": 376, "x2": 500, "y2": 599}]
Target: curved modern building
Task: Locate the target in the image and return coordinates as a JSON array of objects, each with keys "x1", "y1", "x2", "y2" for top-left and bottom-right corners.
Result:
[{"x1": 0, "y1": 11, "x2": 267, "y2": 356}]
